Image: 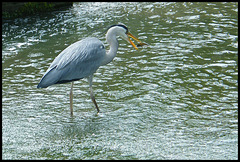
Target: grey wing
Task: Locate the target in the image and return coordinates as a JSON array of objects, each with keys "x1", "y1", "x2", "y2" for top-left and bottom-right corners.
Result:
[{"x1": 37, "y1": 37, "x2": 105, "y2": 88}]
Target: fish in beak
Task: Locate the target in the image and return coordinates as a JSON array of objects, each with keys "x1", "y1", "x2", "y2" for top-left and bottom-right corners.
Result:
[{"x1": 126, "y1": 32, "x2": 148, "y2": 50}]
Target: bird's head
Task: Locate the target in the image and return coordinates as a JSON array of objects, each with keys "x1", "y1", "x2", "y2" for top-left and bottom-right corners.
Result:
[{"x1": 106, "y1": 24, "x2": 146, "y2": 50}]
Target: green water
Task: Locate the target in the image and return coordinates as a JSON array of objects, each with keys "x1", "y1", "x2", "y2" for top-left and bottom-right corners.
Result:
[{"x1": 2, "y1": 2, "x2": 238, "y2": 159}]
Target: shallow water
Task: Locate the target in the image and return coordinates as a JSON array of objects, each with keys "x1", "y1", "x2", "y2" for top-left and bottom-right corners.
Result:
[{"x1": 2, "y1": 2, "x2": 238, "y2": 160}]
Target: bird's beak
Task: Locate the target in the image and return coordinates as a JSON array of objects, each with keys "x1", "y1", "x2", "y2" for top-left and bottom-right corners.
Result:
[{"x1": 127, "y1": 32, "x2": 142, "y2": 50}]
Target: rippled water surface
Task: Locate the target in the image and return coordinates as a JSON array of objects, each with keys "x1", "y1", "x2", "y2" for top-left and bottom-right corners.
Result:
[{"x1": 2, "y1": 2, "x2": 238, "y2": 160}]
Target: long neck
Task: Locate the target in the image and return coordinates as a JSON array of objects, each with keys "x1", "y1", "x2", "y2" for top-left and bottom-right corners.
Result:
[{"x1": 101, "y1": 31, "x2": 119, "y2": 66}]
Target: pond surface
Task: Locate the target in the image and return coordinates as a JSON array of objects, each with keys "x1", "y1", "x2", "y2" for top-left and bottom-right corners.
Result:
[{"x1": 2, "y1": 2, "x2": 238, "y2": 160}]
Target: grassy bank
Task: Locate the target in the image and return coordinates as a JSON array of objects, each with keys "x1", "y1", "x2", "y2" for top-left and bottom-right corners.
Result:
[{"x1": 2, "y1": 2, "x2": 73, "y2": 19}]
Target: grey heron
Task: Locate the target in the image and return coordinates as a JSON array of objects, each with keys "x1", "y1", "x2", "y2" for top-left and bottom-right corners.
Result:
[{"x1": 37, "y1": 24, "x2": 146, "y2": 116}]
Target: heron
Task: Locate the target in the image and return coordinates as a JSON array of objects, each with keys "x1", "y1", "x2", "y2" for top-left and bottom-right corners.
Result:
[{"x1": 37, "y1": 24, "x2": 146, "y2": 116}]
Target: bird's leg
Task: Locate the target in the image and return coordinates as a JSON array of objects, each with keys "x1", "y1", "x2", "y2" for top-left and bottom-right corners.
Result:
[
  {"x1": 70, "y1": 82, "x2": 74, "y2": 116},
  {"x1": 88, "y1": 75, "x2": 100, "y2": 113},
  {"x1": 90, "y1": 86, "x2": 100, "y2": 113}
]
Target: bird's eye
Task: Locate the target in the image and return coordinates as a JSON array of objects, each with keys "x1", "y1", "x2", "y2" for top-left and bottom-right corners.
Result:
[{"x1": 100, "y1": 45, "x2": 104, "y2": 49}]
